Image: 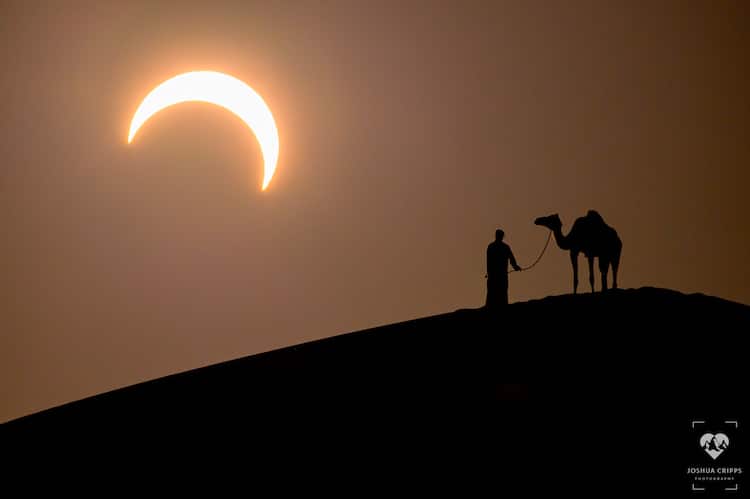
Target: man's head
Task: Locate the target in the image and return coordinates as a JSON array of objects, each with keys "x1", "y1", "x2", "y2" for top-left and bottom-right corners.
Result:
[{"x1": 495, "y1": 229, "x2": 505, "y2": 241}]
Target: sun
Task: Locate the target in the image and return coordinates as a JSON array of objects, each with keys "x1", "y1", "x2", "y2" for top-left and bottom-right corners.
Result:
[{"x1": 128, "y1": 71, "x2": 280, "y2": 191}]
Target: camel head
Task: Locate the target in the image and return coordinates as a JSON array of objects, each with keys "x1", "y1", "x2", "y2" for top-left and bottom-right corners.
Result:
[{"x1": 534, "y1": 214, "x2": 562, "y2": 231}]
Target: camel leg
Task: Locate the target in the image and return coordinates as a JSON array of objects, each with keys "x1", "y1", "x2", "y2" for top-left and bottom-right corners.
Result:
[
  {"x1": 612, "y1": 263, "x2": 619, "y2": 289},
  {"x1": 599, "y1": 258, "x2": 609, "y2": 291},
  {"x1": 570, "y1": 251, "x2": 579, "y2": 294},
  {"x1": 587, "y1": 256, "x2": 595, "y2": 293},
  {"x1": 612, "y1": 248, "x2": 621, "y2": 289}
]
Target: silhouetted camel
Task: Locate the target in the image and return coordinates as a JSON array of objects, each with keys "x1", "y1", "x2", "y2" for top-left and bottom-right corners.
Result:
[{"x1": 534, "y1": 210, "x2": 622, "y2": 293}]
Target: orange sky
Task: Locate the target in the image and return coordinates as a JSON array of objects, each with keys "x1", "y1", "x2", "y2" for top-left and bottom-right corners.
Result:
[{"x1": 2, "y1": 1, "x2": 748, "y2": 421}]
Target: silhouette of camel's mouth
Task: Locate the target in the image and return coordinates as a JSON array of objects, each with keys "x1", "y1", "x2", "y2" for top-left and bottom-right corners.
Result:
[{"x1": 534, "y1": 217, "x2": 545, "y2": 225}]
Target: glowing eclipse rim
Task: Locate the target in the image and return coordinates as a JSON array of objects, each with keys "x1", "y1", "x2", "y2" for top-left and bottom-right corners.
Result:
[{"x1": 127, "y1": 71, "x2": 279, "y2": 191}]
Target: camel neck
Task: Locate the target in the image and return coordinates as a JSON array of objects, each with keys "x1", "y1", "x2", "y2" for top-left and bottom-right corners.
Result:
[{"x1": 553, "y1": 226, "x2": 570, "y2": 250}]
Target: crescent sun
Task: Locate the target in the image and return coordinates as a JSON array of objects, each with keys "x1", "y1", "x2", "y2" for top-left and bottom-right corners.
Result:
[{"x1": 127, "y1": 71, "x2": 280, "y2": 191}]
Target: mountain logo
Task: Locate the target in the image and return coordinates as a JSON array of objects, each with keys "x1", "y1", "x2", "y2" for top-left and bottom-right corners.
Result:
[{"x1": 700, "y1": 433, "x2": 730, "y2": 460}]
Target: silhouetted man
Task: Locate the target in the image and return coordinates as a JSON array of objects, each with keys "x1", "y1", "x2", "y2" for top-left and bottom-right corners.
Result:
[{"x1": 486, "y1": 229, "x2": 521, "y2": 307}]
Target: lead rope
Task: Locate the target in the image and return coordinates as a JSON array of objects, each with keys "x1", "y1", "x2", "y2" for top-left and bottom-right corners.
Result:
[{"x1": 507, "y1": 230, "x2": 553, "y2": 274}]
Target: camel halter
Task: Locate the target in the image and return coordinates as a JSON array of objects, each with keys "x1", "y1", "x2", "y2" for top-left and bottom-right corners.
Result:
[{"x1": 507, "y1": 230, "x2": 553, "y2": 274}]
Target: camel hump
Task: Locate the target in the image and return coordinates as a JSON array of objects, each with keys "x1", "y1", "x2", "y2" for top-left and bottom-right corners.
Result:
[
  {"x1": 586, "y1": 209, "x2": 605, "y2": 226},
  {"x1": 570, "y1": 213, "x2": 599, "y2": 236},
  {"x1": 585, "y1": 210, "x2": 619, "y2": 238}
]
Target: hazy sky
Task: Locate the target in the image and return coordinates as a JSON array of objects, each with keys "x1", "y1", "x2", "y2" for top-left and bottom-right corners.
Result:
[{"x1": 2, "y1": 1, "x2": 748, "y2": 421}]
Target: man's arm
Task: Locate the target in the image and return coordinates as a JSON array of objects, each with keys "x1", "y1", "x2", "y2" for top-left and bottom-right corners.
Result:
[
  {"x1": 486, "y1": 245, "x2": 492, "y2": 277},
  {"x1": 509, "y1": 247, "x2": 521, "y2": 271}
]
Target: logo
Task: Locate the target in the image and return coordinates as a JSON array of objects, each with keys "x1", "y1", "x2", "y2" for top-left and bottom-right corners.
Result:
[
  {"x1": 700, "y1": 433, "x2": 729, "y2": 460},
  {"x1": 687, "y1": 420, "x2": 743, "y2": 493}
]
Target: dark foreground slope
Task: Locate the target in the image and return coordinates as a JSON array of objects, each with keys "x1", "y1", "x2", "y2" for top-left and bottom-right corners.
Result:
[{"x1": 7, "y1": 288, "x2": 749, "y2": 493}]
